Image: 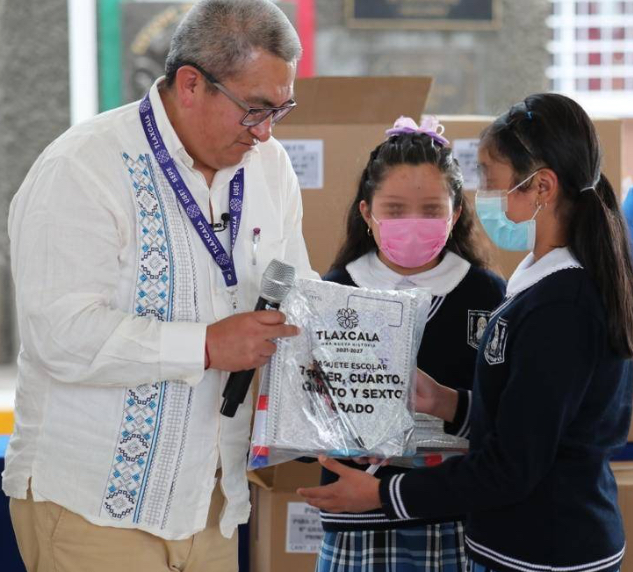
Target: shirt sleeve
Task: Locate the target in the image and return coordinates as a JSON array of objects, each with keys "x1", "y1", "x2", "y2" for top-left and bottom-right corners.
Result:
[
  {"x1": 379, "y1": 302, "x2": 600, "y2": 520},
  {"x1": 9, "y1": 155, "x2": 207, "y2": 387}
]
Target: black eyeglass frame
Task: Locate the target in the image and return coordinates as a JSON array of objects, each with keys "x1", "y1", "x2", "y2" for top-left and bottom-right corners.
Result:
[{"x1": 180, "y1": 61, "x2": 297, "y2": 127}]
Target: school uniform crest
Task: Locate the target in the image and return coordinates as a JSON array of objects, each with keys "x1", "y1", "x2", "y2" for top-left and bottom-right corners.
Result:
[
  {"x1": 467, "y1": 310, "x2": 492, "y2": 349},
  {"x1": 484, "y1": 318, "x2": 509, "y2": 365}
]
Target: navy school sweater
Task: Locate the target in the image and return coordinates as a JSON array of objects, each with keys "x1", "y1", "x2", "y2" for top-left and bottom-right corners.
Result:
[
  {"x1": 319, "y1": 254, "x2": 506, "y2": 532},
  {"x1": 379, "y1": 250, "x2": 633, "y2": 572}
]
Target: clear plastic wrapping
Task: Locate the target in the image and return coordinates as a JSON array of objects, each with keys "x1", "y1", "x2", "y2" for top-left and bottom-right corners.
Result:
[
  {"x1": 249, "y1": 278, "x2": 432, "y2": 469},
  {"x1": 388, "y1": 412, "x2": 469, "y2": 468}
]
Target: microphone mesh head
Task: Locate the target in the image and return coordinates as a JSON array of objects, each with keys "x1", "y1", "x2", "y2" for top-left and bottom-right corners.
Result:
[{"x1": 260, "y1": 259, "x2": 296, "y2": 304}]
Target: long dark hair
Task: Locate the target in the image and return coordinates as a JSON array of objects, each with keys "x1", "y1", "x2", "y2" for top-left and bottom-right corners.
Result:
[
  {"x1": 331, "y1": 132, "x2": 489, "y2": 271},
  {"x1": 481, "y1": 93, "x2": 633, "y2": 357}
]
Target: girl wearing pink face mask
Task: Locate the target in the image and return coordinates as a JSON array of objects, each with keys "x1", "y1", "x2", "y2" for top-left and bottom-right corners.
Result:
[{"x1": 314, "y1": 117, "x2": 506, "y2": 572}]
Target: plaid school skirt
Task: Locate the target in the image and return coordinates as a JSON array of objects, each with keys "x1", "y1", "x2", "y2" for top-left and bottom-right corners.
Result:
[
  {"x1": 466, "y1": 559, "x2": 619, "y2": 572},
  {"x1": 316, "y1": 521, "x2": 467, "y2": 572}
]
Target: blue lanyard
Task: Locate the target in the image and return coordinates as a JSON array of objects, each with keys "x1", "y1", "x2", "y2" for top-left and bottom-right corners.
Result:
[{"x1": 139, "y1": 93, "x2": 243, "y2": 290}]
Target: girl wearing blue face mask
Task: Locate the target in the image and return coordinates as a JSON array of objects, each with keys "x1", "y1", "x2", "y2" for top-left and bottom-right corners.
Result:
[{"x1": 299, "y1": 94, "x2": 633, "y2": 572}]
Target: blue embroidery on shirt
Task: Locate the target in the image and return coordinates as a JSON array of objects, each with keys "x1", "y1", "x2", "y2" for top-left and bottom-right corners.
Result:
[{"x1": 101, "y1": 153, "x2": 172, "y2": 522}]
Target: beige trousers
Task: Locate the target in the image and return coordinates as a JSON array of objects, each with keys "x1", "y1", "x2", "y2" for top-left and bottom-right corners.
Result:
[{"x1": 9, "y1": 483, "x2": 238, "y2": 572}]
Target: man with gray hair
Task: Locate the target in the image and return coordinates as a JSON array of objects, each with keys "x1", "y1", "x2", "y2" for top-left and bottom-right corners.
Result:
[{"x1": 4, "y1": 1, "x2": 316, "y2": 570}]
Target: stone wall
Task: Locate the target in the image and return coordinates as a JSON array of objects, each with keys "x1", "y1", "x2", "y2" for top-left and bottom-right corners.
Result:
[{"x1": 0, "y1": 0, "x2": 70, "y2": 362}]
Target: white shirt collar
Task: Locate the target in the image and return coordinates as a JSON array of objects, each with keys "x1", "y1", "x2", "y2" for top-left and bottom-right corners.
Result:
[
  {"x1": 148, "y1": 78, "x2": 189, "y2": 164},
  {"x1": 346, "y1": 251, "x2": 471, "y2": 296},
  {"x1": 147, "y1": 77, "x2": 258, "y2": 189},
  {"x1": 506, "y1": 247, "x2": 582, "y2": 297}
]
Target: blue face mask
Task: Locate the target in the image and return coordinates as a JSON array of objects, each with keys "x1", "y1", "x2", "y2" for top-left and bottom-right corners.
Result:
[{"x1": 475, "y1": 172, "x2": 541, "y2": 252}]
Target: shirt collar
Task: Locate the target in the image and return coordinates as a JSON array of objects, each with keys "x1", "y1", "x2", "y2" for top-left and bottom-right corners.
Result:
[
  {"x1": 346, "y1": 251, "x2": 471, "y2": 296},
  {"x1": 148, "y1": 78, "x2": 190, "y2": 165},
  {"x1": 506, "y1": 247, "x2": 582, "y2": 297},
  {"x1": 147, "y1": 77, "x2": 259, "y2": 188}
]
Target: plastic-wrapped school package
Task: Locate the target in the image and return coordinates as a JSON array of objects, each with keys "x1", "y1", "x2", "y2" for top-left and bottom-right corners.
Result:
[
  {"x1": 249, "y1": 278, "x2": 433, "y2": 468},
  {"x1": 388, "y1": 413, "x2": 469, "y2": 469}
]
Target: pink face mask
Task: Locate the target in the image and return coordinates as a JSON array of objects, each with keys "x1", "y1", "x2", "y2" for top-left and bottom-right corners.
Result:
[{"x1": 372, "y1": 215, "x2": 451, "y2": 268}]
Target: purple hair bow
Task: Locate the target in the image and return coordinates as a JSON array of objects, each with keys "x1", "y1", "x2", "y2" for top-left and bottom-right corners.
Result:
[{"x1": 385, "y1": 115, "x2": 450, "y2": 147}]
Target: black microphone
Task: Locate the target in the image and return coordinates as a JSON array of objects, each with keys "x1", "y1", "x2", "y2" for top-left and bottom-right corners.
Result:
[
  {"x1": 220, "y1": 258, "x2": 296, "y2": 418},
  {"x1": 212, "y1": 213, "x2": 230, "y2": 231}
]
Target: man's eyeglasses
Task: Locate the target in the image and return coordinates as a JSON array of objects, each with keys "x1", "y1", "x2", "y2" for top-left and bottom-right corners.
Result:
[{"x1": 181, "y1": 61, "x2": 296, "y2": 127}]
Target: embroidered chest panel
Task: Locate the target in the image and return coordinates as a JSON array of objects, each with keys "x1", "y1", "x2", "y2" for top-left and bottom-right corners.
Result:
[{"x1": 100, "y1": 153, "x2": 199, "y2": 530}]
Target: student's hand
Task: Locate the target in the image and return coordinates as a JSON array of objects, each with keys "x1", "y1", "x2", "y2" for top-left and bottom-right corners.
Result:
[
  {"x1": 415, "y1": 368, "x2": 441, "y2": 414},
  {"x1": 205, "y1": 311, "x2": 299, "y2": 371},
  {"x1": 297, "y1": 456, "x2": 381, "y2": 513},
  {"x1": 415, "y1": 368, "x2": 459, "y2": 423}
]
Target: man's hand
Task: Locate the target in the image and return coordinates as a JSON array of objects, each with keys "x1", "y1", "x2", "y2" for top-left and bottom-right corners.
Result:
[
  {"x1": 297, "y1": 456, "x2": 381, "y2": 513},
  {"x1": 205, "y1": 310, "x2": 299, "y2": 371}
]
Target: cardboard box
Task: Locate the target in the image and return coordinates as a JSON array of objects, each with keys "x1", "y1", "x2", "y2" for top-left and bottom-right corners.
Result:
[
  {"x1": 275, "y1": 76, "x2": 433, "y2": 276},
  {"x1": 594, "y1": 117, "x2": 633, "y2": 199},
  {"x1": 249, "y1": 461, "x2": 323, "y2": 572},
  {"x1": 612, "y1": 462, "x2": 633, "y2": 572}
]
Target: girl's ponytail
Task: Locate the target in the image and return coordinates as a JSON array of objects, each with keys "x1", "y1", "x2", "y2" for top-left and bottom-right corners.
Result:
[{"x1": 569, "y1": 173, "x2": 633, "y2": 356}]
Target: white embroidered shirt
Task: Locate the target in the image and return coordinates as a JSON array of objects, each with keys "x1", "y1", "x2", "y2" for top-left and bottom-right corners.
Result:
[{"x1": 3, "y1": 78, "x2": 317, "y2": 540}]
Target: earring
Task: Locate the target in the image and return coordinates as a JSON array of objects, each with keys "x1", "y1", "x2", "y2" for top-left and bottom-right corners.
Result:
[{"x1": 367, "y1": 226, "x2": 373, "y2": 237}]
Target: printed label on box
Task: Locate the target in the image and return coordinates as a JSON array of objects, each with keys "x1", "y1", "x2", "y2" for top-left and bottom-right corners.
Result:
[
  {"x1": 279, "y1": 139, "x2": 324, "y2": 189},
  {"x1": 286, "y1": 502, "x2": 324, "y2": 553},
  {"x1": 452, "y1": 138, "x2": 480, "y2": 191}
]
